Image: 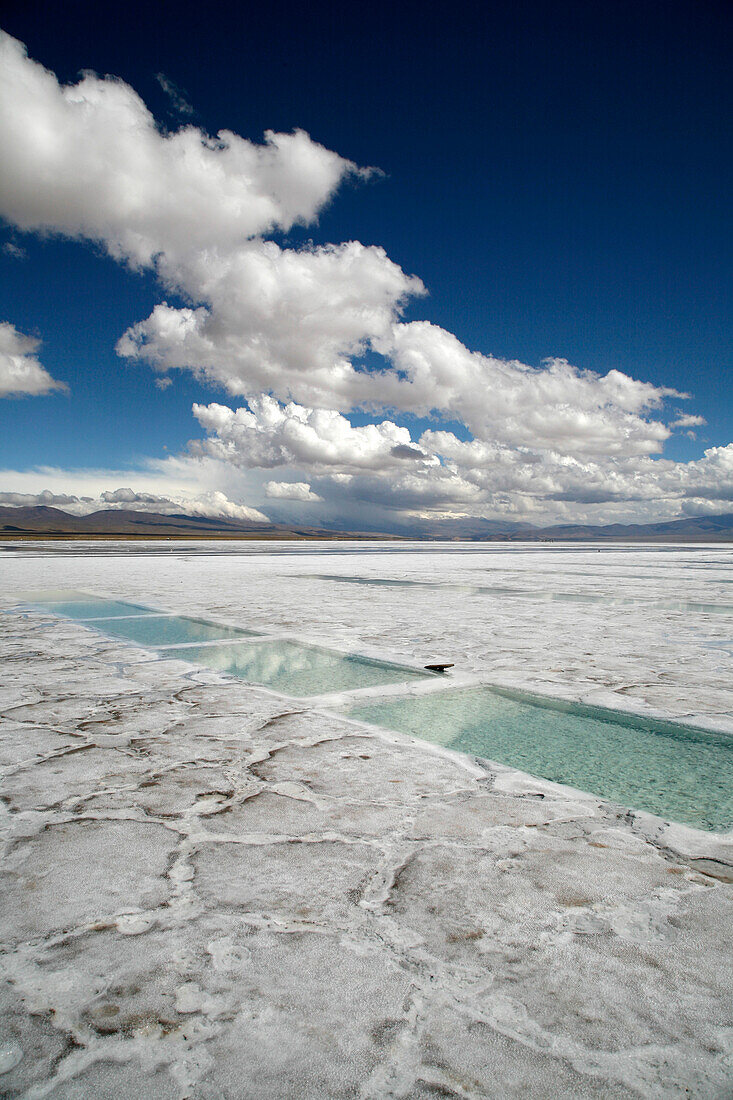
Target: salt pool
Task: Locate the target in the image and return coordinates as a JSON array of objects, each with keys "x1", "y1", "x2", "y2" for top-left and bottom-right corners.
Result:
[
  {"x1": 346, "y1": 685, "x2": 733, "y2": 832},
  {"x1": 19, "y1": 589, "x2": 732, "y2": 828},
  {"x1": 83, "y1": 614, "x2": 260, "y2": 647},
  {"x1": 21, "y1": 592, "x2": 434, "y2": 694},
  {"x1": 158, "y1": 638, "x2": 434, "y2": 697},
  {"x1": 28, "y1": 597, "x2": 158, "y2": 619}
]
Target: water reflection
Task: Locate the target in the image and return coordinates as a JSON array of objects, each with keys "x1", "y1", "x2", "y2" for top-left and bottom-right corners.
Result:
[
  {"x1": 89, "y1": 614, "x2": 259, "y2": 646},
  {"x1": 28, "y1": 598, "x2": 157, "y2": 619},
  {"x1": 160, "y1": 638, "x2": 432, "y2": 696}
]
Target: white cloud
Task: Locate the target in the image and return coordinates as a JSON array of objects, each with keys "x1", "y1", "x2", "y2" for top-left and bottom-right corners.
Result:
[
  {"x1": 100, "y1": 487, "x2": 172, "y2": 505},
  {"x1": 265, "y1": 481, "x2": 323, "y2": 502},
  {"x1": 0, "y1": 29, "x2": 685, "y2": 463},
  {"x1": 184, "y1": 490, "x2": 268, "y2": 523},
  {"x1": 121, "y1": 281, "x2": 679, "y2": 459},
  {"x1": 117, "y1": 240, "x2": 423, "y2": 402},
  {"x1": 371, "y1": 326, "x2": 678, "y2": 456},
  {"x1": 669, "y1": 413, "x2": 707, "y2": 429},
  {"x1": 0, "y1": 322, "x2": 64, "y2": 397},
  {"x1": 0, "y1": 30, "x2": 359, "y2": 268},
  {"x1": 1, "y1": 440, "x2": 731, "y2": 529},
  {"x1": 187, "y1": 399, "x2": 733, "y2": 524},
  {"x1": 155, "y1": 73, "x2": 194, "y2": 117},
  {"x1": 0, "y1": 30, "x2": 728, "y2": 529},
  {"x1": 0, "y1": 489, "x2": 80, "y2": 506},
  {"x1": 0, "y1": 470, "x2": 269, "y2": 523},
  {"x1": 185, "y1": 388, "x2": 731, "y2": 516},
  {"x1": 192, "y1": 396, "x2": 439, "y2": 472}
]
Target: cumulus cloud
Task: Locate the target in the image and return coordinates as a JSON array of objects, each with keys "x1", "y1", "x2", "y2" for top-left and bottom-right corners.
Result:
[
  {"x1": 0, "y1": 30, "x2": 728, "y2": 528},
  {"x1": 184, "y1": 490, "x2": 269, "y2": 523},
  {"x1": 418, "y1": 431, "x2": 733, "y2": 509},
  {"x1": 669, "y1": 413, "x2": 707, "y2": 430},
  {"x1": 100, "y1": 487, "x2": 173, "y2": 505},
  {"x1": 0, "y1": 479, "x2": 269, "y2": 523},
  {"x1": 265, "y1": 481, "x2": 324, "y2": 502},
  {"x1": 96, "y1": 486, "x2": 268, "y2": 522},
  {"x1": 0, "y1": 29, "x2": 686, "y2": 463},
  {"x1": 120, "y1": 278, "x2": 678, "y2": 459},
  {"x1": 188, "y1": 397, "x2": 733, "y2": 524},
  {"x1": 1, "y1": 438, "x2": 731, "y2": 529},
  {"x1": 0, "y1": 322, "x2": 64, "y2": 397},
  {"x1": 192, "y1": 396, "x2": 440, "y2": 472},
  {"x1": 117, "y1": 241, "x2": 423, "y2": 402},
  {"x1": 370, "y1": 327, "x2": 679, "y2": 456},
  {"x1": 0, "y1": 489, "x2": 80, "y2": 506},
  {"x1": 0, "y1": 31, "x2": 360, "y2": 268}
]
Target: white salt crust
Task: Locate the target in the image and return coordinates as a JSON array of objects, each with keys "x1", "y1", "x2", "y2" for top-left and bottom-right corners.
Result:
[{"x1": 0, "y1": 540, "x2": 731, "y2": 1098}]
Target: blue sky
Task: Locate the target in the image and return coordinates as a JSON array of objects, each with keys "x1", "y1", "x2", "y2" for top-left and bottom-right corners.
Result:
[{"x1": 0, "y1": 0, "x2": 730, "y2": 530}]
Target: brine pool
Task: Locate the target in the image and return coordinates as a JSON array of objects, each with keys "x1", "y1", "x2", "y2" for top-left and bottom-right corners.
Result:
[
  {"x1": 160, "y1": 638, "x2": 432, "y2": 696},
  {"x1": 20, "y1": 592, "x2": 433, "y2": 696},
  {"x1": 346, "y1": 686, "x2": 733, "y2": 833},
  {"x1": 86, "y1": 615, "x2": 258, "y2": 647},
  {"x1": 17, "y1": 590, "x2": 733, "y2": 832}
]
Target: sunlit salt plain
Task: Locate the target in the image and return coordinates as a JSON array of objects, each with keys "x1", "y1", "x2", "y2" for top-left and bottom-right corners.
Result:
[
  {"x1": 6, "y1": 538, "x2": 731, "y2": 728},
  {"x1": 1, "y1": 540, "x2": 732, "y2": 1098}
]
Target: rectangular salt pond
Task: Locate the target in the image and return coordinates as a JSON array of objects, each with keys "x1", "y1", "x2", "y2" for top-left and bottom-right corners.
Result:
[
  {"x1": 345, "y1": 686, "x2": 733, "y2": 832},
  {"x1": 158, "y1": 638, "x2": 434, "y2": 697},
  {"x1": 23, "y1": 593, "x2": 259, "y2": 646},
  {"x1": 85, "y1": 614, "x2": 259, "y2": 647},
  {"x1": 28, "y1": 598, "x2": 157, "y2": 619}
]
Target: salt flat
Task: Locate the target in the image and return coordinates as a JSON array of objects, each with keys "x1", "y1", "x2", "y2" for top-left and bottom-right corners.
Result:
[{"x1": 0, "y1": 540, "x2": 731, "y2": 1098}]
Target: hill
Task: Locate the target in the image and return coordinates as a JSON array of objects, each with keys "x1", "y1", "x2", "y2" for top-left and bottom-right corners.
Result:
[
  {"x1": 1, "y1": 505, "x2": 732, "y2": 541},
  {"x1": 0, "y1": 506, "x2": 386, "y2": 540}
]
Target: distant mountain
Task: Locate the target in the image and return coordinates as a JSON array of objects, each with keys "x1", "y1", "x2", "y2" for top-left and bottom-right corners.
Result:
[
  {"x1": 0, "y1": 505, "x2": 731, "y2": 541},
  {"x1": 382, "y1": 511, "x2": 733, "y2": 541},
  {"x1": 398, "y1": 517, "x2": 536, "y2": 539},
  {"x1": 0, "y1": 506, "x2": 390, "y2": 539},
  {"x1": 538, "y1": 513, "x2": 733, "y2": 541}
]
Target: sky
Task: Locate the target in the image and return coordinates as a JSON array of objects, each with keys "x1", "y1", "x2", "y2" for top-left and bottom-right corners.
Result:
[{"x1": 0, "y1": 0, "x2": 731, "y2": 532}]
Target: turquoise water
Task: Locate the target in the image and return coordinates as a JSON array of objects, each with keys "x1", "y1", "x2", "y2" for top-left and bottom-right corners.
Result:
[
  {"x1": 86, "y1": 614, "x2": 259, "y2": 646},
  {"x1": 29, "y1": 598, "x2": 156, "y2": 619},
  {"x1": 24, "y1": 592, "x2": 431, "y2": 693},
  {"x1": 346, "y1": 686, "x2": 733, "y2": 832},
  {"x1": 25, "y1": 593, "x2": 259, "y2": 644},
  {"x1": 159, "y1": 638, "x2": 433, "y2": 696}
]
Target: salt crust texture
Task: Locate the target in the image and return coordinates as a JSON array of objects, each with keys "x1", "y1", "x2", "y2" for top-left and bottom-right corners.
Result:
[{"x1": 0, "y1": 541, "x2": 732, "y2": 1098}]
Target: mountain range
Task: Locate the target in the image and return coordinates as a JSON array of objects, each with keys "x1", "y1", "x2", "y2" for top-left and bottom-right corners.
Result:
[{"x1": 1, "y1": 505, "x2": 732, "y2": 541}]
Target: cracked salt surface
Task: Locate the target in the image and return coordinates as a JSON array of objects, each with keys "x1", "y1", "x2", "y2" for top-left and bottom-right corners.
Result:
[{"x1": 0, "y1": 540, "x2": 732, "y2": 1097}]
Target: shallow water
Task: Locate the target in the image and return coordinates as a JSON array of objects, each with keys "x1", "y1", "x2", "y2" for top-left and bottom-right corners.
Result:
[
  {"x1": 28, "y1": 598, "x2": 157, "y2": 619},
  {"x1": 159, "y1": 638, "x2": 434, "y2": 696},
  {"x1": 346, "y1": 685, "x2": 733, "y2": 832},
  {"x1": 85, "y1": 614, "x2": 260, "y2": 647},
  {"x1": 16, "y1": 580, "x2": 733, "y2": 828}
]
